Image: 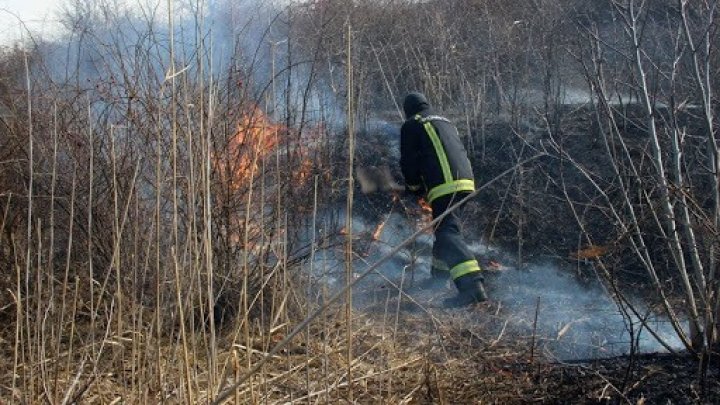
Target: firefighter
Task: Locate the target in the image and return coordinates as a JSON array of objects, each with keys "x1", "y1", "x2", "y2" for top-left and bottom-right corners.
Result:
[{"x1": 400, "y1": 92, "x2": 487, "y2": 304}]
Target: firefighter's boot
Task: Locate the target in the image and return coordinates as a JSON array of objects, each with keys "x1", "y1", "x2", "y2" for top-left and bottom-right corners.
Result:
[{"x1": 444, "y1": 273, "x2": 487, "y2": 307}]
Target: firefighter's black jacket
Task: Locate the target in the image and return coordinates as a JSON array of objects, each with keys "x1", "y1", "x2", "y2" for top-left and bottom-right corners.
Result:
[{"x1": 400, "y1": 93, "x2": 475, "y2": 203}]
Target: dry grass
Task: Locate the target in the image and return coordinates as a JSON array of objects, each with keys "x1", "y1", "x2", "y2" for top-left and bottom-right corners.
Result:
[
  {"x1": 1, "y1": 1, "x2": 719, "y2": 403},
  {"x1": 0, "y1": 292, "x2": 535, "y2": 403}
]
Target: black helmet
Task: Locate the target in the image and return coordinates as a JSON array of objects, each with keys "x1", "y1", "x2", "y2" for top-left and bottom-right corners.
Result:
[{"x1": 403, "y1": 92, "x2": 429, "y2": 118}]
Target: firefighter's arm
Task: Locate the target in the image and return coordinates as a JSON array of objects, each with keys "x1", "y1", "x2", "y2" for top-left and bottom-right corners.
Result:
[{"x1": 400, "y1": 123, "x2": 423, "y2": 195}]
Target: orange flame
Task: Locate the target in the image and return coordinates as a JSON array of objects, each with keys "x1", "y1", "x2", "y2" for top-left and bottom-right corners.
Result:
[
  {"x1": 213, "y1": 104, "x2": 320, "y2": 248},
  {"x1": 295, "y1": 158, "x2": 314, "y2": 185},
  {"x1": 418, "y1": 198, "x2": 432, "y2": 214},
  {"x1": 571, "y1": 245, "x2": 608, "y2": 260},
  {"x1": 372, "y1": 220, "x2": 386, "y2": 241},
  {"x1": 219, "y1": 107, "x2": 282, "y2": 190},
  {"x1": 487, "y1": 260, "x2": 508, "y2": 271},
  {"x1": 414, "y1": 198, "x2": 433, "y2": 233}
]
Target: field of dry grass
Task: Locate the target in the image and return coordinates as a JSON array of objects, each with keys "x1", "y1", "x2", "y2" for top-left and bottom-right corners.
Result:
[{"x1": 2, "y1": 0, "x2": 720, "y2": 403}]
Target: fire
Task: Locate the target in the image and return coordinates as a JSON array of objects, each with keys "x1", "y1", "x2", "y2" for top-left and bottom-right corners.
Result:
[
  {"x1": 418, "y1": 198, "x2": 432, "y2": 214},
  {"x1": 218, "y1": 107, "x2": 281, "y2": 191},
  {"x1": 295, "y1": 158, "x2": 314, "y2": 185},
  {"x1": 372, "y1": 219, "x2": 387, "y2": 241},
  {"x1": 571, "y1": 245, "x2": 608, "y2": 260},
  {"x1": 414, "y1": 198, "x2": 433, "y2": 232},
  {"x1": 487, "y1": 260, "x2": 508, "y2": 271},
  {"x1": 216, "y1": 105, "x2": 321, "y2": 193},
  {"x1": 213, "y1": 104, "x2": 320, "y2": 249}
]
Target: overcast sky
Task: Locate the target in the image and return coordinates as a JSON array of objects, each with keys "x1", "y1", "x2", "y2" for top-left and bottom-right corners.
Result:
[
  {"x1": 0, "y1": 1, "x2": 284, "y2": 47},
  {"x1": 0, "y1": 0, "x2": 65, "y2": 45}
]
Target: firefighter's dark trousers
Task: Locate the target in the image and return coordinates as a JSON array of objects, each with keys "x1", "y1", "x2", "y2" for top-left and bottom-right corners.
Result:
[{"x1": 430, "y1": 193, "x2": 482, "y2": 282}]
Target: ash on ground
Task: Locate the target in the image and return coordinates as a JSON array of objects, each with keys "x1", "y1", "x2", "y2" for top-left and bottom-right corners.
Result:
[{"x1": 304, "y1": 208, "x2": 684, "y2": 361}]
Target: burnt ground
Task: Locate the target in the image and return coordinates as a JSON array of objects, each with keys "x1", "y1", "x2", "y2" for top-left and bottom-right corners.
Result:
[
  {"x1": 314, "y1": 216, "x2": 715, "y2": 404},
  {"x1": 319, "y1": 197, "x2": 718, "y2": 403},
  {"x1": 540, "y1": 353, "x2": 720, "y2": 404},
  {"x1": 342, "y1": 288, "x2": 720, "y2": 404},
  {"x1": 342, "y1": 106, "x2": 720, "y2": 402},
  {"x1": 3, "y1": 108, "x2": 710, "y2": 403},
  {"x1": 430, "y1": 347, "x2": 720, "y2": 404}
]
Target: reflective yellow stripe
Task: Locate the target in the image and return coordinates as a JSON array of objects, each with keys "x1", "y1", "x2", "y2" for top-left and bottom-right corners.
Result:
[
  {"x1": 450, "y1": 259, "x2": 482, "y2": 280},
  {"x1": 422, "y1": 121, "x2": 453, "y2": 183},
  {"x1": 412, "y1": 115, "x2": 475, "y2": 203},
  {"x1": 427, "y1": 179, "x2": 475, "y2": 203}
]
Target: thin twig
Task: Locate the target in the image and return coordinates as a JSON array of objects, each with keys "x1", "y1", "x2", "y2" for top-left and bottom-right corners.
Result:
[
  {"x1": 530, "y1": 296, "x2": 540, "y2": 363},
  {"x1": 211, "y1": 154, "x2": 545, "y2": 405}
]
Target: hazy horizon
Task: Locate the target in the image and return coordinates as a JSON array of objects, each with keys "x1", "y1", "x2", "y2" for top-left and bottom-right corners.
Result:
[{"x1": 0, "y1": 0, "x2": 65, "y2": 46}]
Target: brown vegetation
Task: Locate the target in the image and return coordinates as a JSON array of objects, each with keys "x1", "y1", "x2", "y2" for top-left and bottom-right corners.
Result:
[{"x1": 0, "y1": 0, "x2": 719, "y2": 403}]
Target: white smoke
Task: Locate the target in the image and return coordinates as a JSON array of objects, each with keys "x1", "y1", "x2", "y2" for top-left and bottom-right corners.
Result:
[
  {"x1": 487, "y1": 263, "x2": 685, "y2": 359},
  {"x1": 305, "y1": 206, "x2": 686, "y2": 360}
]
